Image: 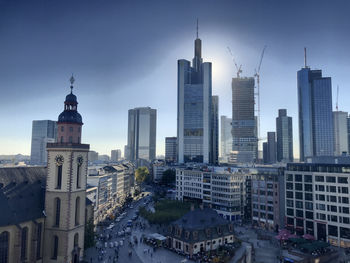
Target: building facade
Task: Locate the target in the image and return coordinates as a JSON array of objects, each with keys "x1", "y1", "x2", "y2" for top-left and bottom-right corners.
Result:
[
  {"x1": 333, "y1": 111, "x2": 348, "y2": 156},
  {"x1": 285, "y1": 163, "x2": 350, "y2": 247},
  {"x1": 126, "y1": 107, "x2": 157, "y2": 162},
  {"x1": 265, "y1": 132, "x2": 277, "y2": 164},
  {"x1": 111, "y1": 149, "x2": 122, "y2": 162},
  {"x1": 165, "y1": 137, "x2": 177, "y2": 164},
  {"x1": 177, "y1": 28, "x2": 213, "y2": 164},
  {"x1": 30, "y1": 120, "x2": 57, "y2": 165},
  {"x1": 210, "y1": 96, "x2": 219, "y2": 165},
  {"x1": 297, "y1": 67, "x2": 334, "y2": 161},
  {"x1": 276, "y1": 109, "x2": 293, "y2": 162},
  {"x1": 231, "y1": 77, "x2": 257, "y2": 164},
  {"x1": 220, "y1": 116, "x2": 232, "y2": 163}
]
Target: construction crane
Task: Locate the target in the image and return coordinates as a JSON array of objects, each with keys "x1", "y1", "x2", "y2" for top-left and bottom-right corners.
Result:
[
  {"x1": 227, "y1": 47, "x2": 242, "y2": 78},
  {"x1": 254, "y1": 46, "x2": 267, "y2": 153}
]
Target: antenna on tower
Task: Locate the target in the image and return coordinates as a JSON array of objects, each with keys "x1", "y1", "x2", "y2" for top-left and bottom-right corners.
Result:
[
  {"x1": 336, "y1": 85, "x2": 339, "y2": 111},
  {"x1": 304, "y1": 47, "x2": 307, "y2": 68},
  {"x1": 196, "y1": 18, "x2": 199, "y2": 39}
]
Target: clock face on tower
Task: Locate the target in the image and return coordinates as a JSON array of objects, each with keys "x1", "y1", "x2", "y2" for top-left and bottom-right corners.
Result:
[
  {"x1": 77, "y1": 156, "x2": 83, "y2": 166},
  {"x1": 55, "y1": 155, "x2": 64, "y2": 166}
]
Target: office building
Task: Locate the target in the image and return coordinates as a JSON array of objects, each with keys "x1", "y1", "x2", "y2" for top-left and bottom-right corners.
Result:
[
  {"x1": 30, "y1": 120, "x2": 57, "y2": 165},
  {"x1": 265, "y1": 132, "x2": 277, "y2": 164},
  {"x1": 231, "y1": 77, "x2": 257, "y2": 164},
  {"x1": 165, "y1": 137, "x2": 177, "y2": 163},
  {"x1": 220, "y1": 116, "x2": 232, "y2": 163},
  {"x1": 297, "y1": 65, "x2": 334, "y2": 161},
  {"x1": 127, "y1": 107, "x2": 157, "y2": 162},
  {"x1": 111, "y1": 149, "x2": 122, "y2": 162},
  {"x1": 177, "y1": 25, "x2": 213, "y2": 164},
  {"x1": 285, "y1": 162, "x2": 350, "y2": 247},
  {"x1": 88, "y1": 151, "x2": 98, "y2": 163},
  {"x1": 176, "y1": 167, "x2": 251, "y2": 221},
  {"x1": 276, "y1": 109, "x2": 293, "y2": 162},
  {"x1": 333, "y1": 111, "x2": 348, "y2": 156},
  {"x1": 210, "y1": 95, "x2": 219, "y2": 165}
]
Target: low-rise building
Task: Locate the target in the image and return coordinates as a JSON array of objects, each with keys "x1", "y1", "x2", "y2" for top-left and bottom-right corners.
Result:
[{"x1": 167, "y1": 207, "x2": 235, "y2": 256}]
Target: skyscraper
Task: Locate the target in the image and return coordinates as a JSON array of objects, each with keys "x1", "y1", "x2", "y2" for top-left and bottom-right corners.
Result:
[
  {"x1": 127, "y1": 107, "x2": 157, "y2": 162},
  {"x1": 165, "y1": 137, "x2": 177, "y2": 163},
  {"x1": 333, "y1": 111, "x2": 348, "y2": 155},
  {"x1": 30, "y1": 120, "x2": 57, "y2": 165},
  {"x1": 276, "y1": 109, "x2": 293, "y2": 162},
  {"x1": 231, "y1": 77, "x2": 257, "y2": 163},
  {"x1": 210, "y1": 95, "x2": 219, "y2": 164},
  {"x1": 220, "y1": 115, "x2": 232, "y2": 162},
  {"x1": 177, "y1": 23, "x2": 213, "y2": 164},
  {"x1": 111, "y1": 149, "x2": 121, "y2": 162},
  {"x1": 298, "y1": 64, "x2": 334, "y2": 161},
  {"x1": 266, "y1": 132, "x2": 277, "y2": 164}
]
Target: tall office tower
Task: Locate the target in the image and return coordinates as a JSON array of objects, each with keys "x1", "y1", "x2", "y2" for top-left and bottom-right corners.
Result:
[
  {"x1": 165, "y1": 137, "x2": 177, "y2": 163},
  {"x1": 127, "y1": 107, "x2": 157, "y2": 162},
  {"x1": 124, "y1": 145, "x2": 129, "y2": 160},
  {"x1": 210, "y1": 95, "x2": 219, "y2": 164},
  {"x1": 44, "y1": 78, "x2": 89, "y2": 262},
  {"x1": 30, "y1": 120, "x2": 57, "y2": 165},
  {"x1": 111, "y1": 149, "x2": 122, "y2": 162},
  {"x1": 231, "y1": 77, "x2": 257, "y2": 163},
  {"x1": 276, "y1": 109, "x2": 294, "y2": 162},
  {"x1": 177, "y1": 24, "x2": 213, "y2": 164},
  {"x1": 333, "y1": 111, "x2": 348, "y2": 155},
  {"x1": 348, "y1": 116, "x2": 350, "y2": 155},
  {"x1": 266, "y1": 132, "x2": 277, "y2": 164},
  {"x1": 297, "y1": 63, "x2": 334, "y2": 161},
  {"x1": 262, "y1": 142, "x2": 268, "y2": 164},
  {"x1": 220, "y1": 116, "x2": 232, "y2": 162}
]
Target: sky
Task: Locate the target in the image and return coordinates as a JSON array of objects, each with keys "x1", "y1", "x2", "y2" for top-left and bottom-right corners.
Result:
[{"x1": 0, "y1": 0, "x2": 350, "y2": 157}]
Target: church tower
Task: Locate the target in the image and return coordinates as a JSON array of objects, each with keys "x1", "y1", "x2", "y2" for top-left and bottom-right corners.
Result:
[{"x1": 43, "y1": 76, "x2": 89, "y2": 263}]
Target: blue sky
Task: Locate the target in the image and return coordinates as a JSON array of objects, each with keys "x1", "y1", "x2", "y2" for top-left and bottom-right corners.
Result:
[{"x1": 0, "y1": 0, "x2": 349, "y2": 157}]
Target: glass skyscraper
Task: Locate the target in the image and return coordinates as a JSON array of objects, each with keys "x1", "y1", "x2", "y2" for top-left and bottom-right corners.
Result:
[
  {"x1": 220, "y1": 115, "x2": 232, "y2": 162},
  {"x1": 177, "y1": 28, "x2": 214, "y2": 164},
  {"x1": 30, "y1": 120, "x2": 57, "y2": 165},
  {"x1": 276, "y1": 109, "x2": 293, "y2": 162},
  {"x1": 126, "y1": 107, "x2": 157, "y2": 161},
  {"x1": 297, "y1": 67, "x2": 334, "y2": 161}
]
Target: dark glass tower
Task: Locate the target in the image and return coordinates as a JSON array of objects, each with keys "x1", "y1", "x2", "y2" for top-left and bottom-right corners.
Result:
[
  {"x1": 276, "y1": 109, "x2": 293, "y2": 162},
  {"x1": 297, "y1": 67, "x2": 334, "y2": 161}
]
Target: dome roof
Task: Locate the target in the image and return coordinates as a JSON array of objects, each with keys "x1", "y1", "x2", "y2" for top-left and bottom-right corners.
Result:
[
  {"x1": 65, "y1": 93, "x2": 77, "y2": 103},
  {"x1": 58, "y1": 110, "x2": 82, "y2": 124}
]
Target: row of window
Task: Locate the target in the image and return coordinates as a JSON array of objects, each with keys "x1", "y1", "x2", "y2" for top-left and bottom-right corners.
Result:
[
  {"x1": 56, "y1": 162, "x2": 82, "y2": 189},
  {"x1": 60, "y1": 126, "x2": 81, "y2": 132},
  {"x1": 54, "y1": 196, "x2": 81, "y2": 227}
]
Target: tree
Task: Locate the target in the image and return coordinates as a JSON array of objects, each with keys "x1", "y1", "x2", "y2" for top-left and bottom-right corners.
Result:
[
  {"x1": 161, "y1": 169, "x2": 176, "y2": 185},
  {"x1": 84, "y1": 219, "x2": 95, "y2": 249},
  {"x1": 135, "y1": 166, "x2": 150, "y2": 185}
]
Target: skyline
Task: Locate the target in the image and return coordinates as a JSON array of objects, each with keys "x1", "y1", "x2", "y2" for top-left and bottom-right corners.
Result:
[{"x1": 1, "y1": 0, "x2": 350, "y2": 157}]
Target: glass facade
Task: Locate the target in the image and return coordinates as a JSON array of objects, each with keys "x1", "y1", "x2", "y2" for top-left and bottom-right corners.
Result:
[
  {"x1": 276, "y1": 109, "x2": 293, "y2": 162},
  {"x1": 220, "y1": 116, "x2": 232, "y2": 162}
]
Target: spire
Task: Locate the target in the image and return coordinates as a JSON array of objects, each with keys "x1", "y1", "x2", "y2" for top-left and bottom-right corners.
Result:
[
  {"x1": 196, "y1": 18, "x2": 199, "y2": 39},
  {"x1": 304, "y1": 47, "x2": 307, "y2": 68},
  {"x1": 70, "y1": 74, "x2": 75, "y2": 94}
]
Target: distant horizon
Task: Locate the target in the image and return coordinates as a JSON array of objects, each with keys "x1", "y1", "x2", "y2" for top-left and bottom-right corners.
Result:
[{"x1": 1, "y1": 0, "x2": 349, "y2": 158}]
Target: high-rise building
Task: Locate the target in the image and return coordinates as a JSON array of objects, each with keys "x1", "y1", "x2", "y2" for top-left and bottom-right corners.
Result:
[
  {"x1": 263, "y1": 142, "x2": 268, "y2": 164},
  {"x1": 44, "y1": 77, "x2": 89, "y2": 262},
  {"x1": 231, "y1": 77, "x2": 257, "y2": 163},
  {"x1": 297, "y1": 66, "x2": 334, "y2": 161},
  {"x1": 88, "y1": 151, "x2": 98, "y2": 163},
  {"x1": 111, "y1": 149, "x2": 122, "y2": 162},
  {"x1": 220, "y1": 116, "x2": 232, "y2": 162},
  {"x1": 30, "y1": 120, "x2": 57, "y2": 165},
  {"x1": 127, "y1": 107, "x2": 157, "y2": 162},
  {"x1": 177, "y1": 25, "x2": 213, "y2": 164},
  {"x1": 266, "y1": 132, "x2": 277, "y2": 164},
  {"x1": 210, "y1": 95, "x2": 219, "y2": 165},
  {"x1": 165, "y1": 137, "x2": 177, "y2": 163},
  {"x1": 333, "y1": 111, "x2": 348, "y2": 156},
  {"x1": 347, "y1": 116, "x2": 350, "y2": 155},
  {"x1": 276, "y1": 109, "x2": 293, "y2": 162}
]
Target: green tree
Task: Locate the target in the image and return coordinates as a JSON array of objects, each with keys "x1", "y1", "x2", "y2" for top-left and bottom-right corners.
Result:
[
  {"x1": 135, "y1": 166, "x2": 150, "y2": 184},
  {"x1": 84, "y1": 219, "x2": 95, "y2": 249},
  {"x1": 161, "y1": 169, "x2": 176, "y2": 185}
]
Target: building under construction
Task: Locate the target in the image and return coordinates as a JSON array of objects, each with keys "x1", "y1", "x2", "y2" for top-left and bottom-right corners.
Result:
[{"x1": 230, "y1": 77, "x2": 257, "y2": 164}]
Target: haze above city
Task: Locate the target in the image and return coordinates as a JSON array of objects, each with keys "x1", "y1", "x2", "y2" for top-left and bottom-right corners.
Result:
[{"x1": 1, "y1": 0, "x2": 349, "y2": 157}]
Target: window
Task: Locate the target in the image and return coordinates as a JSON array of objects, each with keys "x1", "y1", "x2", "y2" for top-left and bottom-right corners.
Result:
[
  {"x1": 306, "y1": 211, "x2": 314, "y2": 219},
  {"x1": 295, "y1": 183, "x2": 302, "y2": 191},
  {"x1": 286, "y1": 174, "x2": 293, "y2": 181},
  {"x1": 338, "y1": 177, "x2": 348, "y2": 184},
  {"x1": 328, "y1": 225, "x2": 338, "y2": 237},
  {"x1": 286, "y1": 199, "x2": 294, "y2": 208},
  {"x1": 340, "y1": 227, "x2": 350, "y2": 239},
  {"x1": 330, "y1": 196, "x2": 337, "y2": 203},
  {"x1": 69, "y1": 127, "x2": 73, "y2": 132},
  {"x1": 318, "y1": 194, "x2": 325, "y2": 201},
  {"x1": 295, "y1": 192, "x2": 303, "y2": 200},
  {"x1": 331, "y1": 215, "x2": 338, "y2": 222},
  {"x1": 343, "y1": 217, "x2": 350, "y2": 224},
  {"x1": 69, "y1": 136, "x2": 73, "y2": 143},
  {"x1": 343, "y1": 207, "x2": 350, "y2": 214},
  {"x1": 295, "y1": 174, "x2": 302, "y2": 182},
  {"x1": 342, "y1": 187, "x2": 349, "y2": 194},
  {"x1": 296, "y1": 219, "x2": 303, "y2": 227},
  {"x1": 21, "y1": 227, "x2": 28, "y2": 260},
  {"x1": 76, "y1": 164, "x2": 81, "y2": 189},
  {"x1": 329, "y1": 186, "x2": 336, "y2": 193},
  {"x1": 326, "y1": 176, "x2": 336, "y2": 183},
  {"x1": 56, "y1": 165, "x2": 62, "y2": 189},
  {"x1": 287, "y1": 217, "x2": 294, "y2": 225},
  {"x1": 75, "y1": 197, "x2": 80, "y2": 226},
  {"x1": 296, "y1": 201, "x2": 303, "y2": 209},
  {"x1": 52, "y1": 236, "x2": 58, "y2": 259},
  {"x1": 0, "y1": 231, "x2": 9, "y2": 263},
  {"x1": 305, "y1": 193, "x2": 313, "y2": 201},
  {"x1": 287, "y1": 208, "x2": 294, "y2": 216},
  {"x1": 286, "y1": 182, "x2": 293, "y2": 190},
  {"x1": 317, "y1": 185, "x2": 325, "y2": 191},
  {"x1": 54, "y1": 198, "x2": 61, "y2": 227},
  {"x1": 61, "y1": 126, "x2": 64, "y2": 132},
  {"x1": 304, "y1": 184, "x2": 312, "y2": 192},
  {"x1": 304, "y1": 175, "x2": 312, "y2": 182},
  {"x1": 36, "y1": 223, "x2": 42, "y2": 259},
  {"x1": 305, "y1": 202, "x2": 313, "y2": 210},
  {"x1": 60, "y1": 136, "x2": 63, "y2": 143},
  {"x1": 296, "y1": 210, "x2": 303, "y2": 218},
  {"x1": 315, "y1": 176, "x2": 324, "y2": 182},
  {"x1": 74, "y1": 233, "x2": 79, "y2": 247},
  {"x1": 286, "y1": 191, "x2": 293, "y2": 198}
]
